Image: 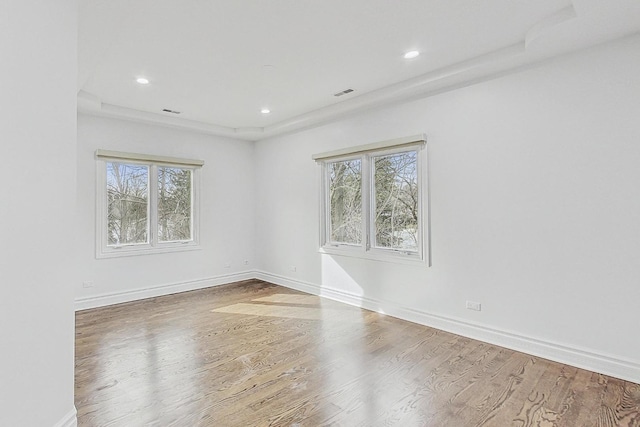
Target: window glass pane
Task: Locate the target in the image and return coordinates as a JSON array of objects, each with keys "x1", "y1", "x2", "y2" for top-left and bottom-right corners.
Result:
[
  {"x1": 158, "y1": 167, "x2": 192, "y2": 242},
  {"x1": 107, "y1": 162, "x2": 149, "y2": 245},
  {"x1": 374, "y1": 151, "x2": 418, "y2": 251},
  {"x1": 329, "y1": 159, "x2": 362, "y2": 244}
]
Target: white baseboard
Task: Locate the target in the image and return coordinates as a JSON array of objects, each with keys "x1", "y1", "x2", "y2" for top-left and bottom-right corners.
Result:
[
  {"x1": 53, "y1": 407, "x2": 77, "y2": 427},
  {"x1": 75, "y1": 271, "x2": 255, "y2": 311},
  {"x1": 254, "y1": 270, "x2": 640, "y2": 384}
]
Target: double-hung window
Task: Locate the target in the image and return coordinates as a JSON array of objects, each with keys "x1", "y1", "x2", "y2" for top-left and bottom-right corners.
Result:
[
  {"x1": 315, "y1": 135, "x2": 429, "y2": 264},
  {"x1": 96, "y1": 150, "x2": 202, "y2": 258}
]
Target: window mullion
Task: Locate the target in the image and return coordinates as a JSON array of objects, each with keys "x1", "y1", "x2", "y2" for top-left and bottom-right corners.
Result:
[
  {"x1": 369, "y1": 154, "x2": 376, "y2": 251},
  {"x1": 97, "y1": 161, "x2": 107, "y2": 254},
  {"x1": 362, "y1": 154, "x2": 371, "y2": 251},
  {"x1": 149, "y1": 164, "x2": 158, "y2": 246},
  {"x1": 416, "y1": 147, "x2": 424, "y2": 259},
  {"x1": 322, "y1": 162, "x2": 330, "y2": 246},
  {"x1": 190, "y1": 169, "x2": 195, "y2": 241}
]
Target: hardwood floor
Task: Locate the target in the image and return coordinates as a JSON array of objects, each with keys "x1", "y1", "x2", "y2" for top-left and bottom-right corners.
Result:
[{"x1": 75, "y1": 280, "x2": 640, "y2": 426}]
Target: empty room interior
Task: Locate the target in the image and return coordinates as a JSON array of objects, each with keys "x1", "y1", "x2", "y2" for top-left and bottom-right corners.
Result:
[{"x1": 3, "y1": 0, "x2": 640, "y2": 426}]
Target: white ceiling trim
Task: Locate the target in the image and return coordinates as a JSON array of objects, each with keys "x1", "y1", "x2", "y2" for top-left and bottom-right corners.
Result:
[
  {"x1": 78, "y1": 42, "x2": 527, "y2": 141},
  {"x1": 77, "y1": 0, "x2": 640, "y2": 141},
  {"x1": 78, "y1": 91, "x2": 255, "y2": 139},
  {"x1": 76, "y1": 1, "x2": 638, "y2": 142},
  {"x1": 526, "y1": 5, "x2": 578, "y2": 49},
  {"x1": 264, "y1": 43, "x2": 526, "y2": 138}
]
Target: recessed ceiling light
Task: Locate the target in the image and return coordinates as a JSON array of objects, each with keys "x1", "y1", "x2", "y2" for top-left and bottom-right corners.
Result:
[
  {"x1": 403, "y1": 50, "x2": 420, "y2": 59},
  {"x1": 261, "y1": 108, "x2": 271, "y2": 114},
  {"x1": 136, "y1": 77, "x2": 150, "y2": 85}
]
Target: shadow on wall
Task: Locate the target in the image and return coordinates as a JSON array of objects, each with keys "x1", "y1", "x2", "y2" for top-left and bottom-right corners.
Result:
[
  {"x1": 319, "y1": 254, "x2": 394, "y2": 314},
  {"x1": 317, "y1": 251, "x2": 438, "y2": 321}
]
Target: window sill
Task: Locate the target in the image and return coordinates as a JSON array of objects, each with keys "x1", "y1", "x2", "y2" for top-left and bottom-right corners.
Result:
[
  {"x1": 96, "y1": 243, "x2": 201, "y2": 259},
  {"x1": 319, "y1": 246, "x2": 428, "y2": 266}
]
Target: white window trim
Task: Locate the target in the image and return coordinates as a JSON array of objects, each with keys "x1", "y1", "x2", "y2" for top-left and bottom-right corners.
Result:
[
  {"x1": 316, "y1": 135, "x2": 430, "y2": 266},
  {"x1": 95, "y1": 151, "x2": 202, "y2": 259}
]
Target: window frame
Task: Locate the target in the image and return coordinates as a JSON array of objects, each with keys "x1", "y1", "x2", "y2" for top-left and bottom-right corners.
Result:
[
  {"x1": 96, "y1": 151, "x2": 202, "y2": 259},
  {"x1": 325, "y1": 153, "x2": 364, "y2": 248},
  {"x1": 318, "y1": 137, "x2": 429, "y2": 266}
]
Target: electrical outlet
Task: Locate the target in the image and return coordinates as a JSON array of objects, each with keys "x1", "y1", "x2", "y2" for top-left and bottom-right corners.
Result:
[
  {"x1": 290, "y1": 266, "x2": 297, "y2": 272},
  {"x1": 82, "y1": 281, "x2": 94, "y2": 288},
  {"x1": 466, "y1": 301, "x2": 481, "y2": 311},
  {"x1": 224, "y1": 262, "x2": 231, "y2": 268}
]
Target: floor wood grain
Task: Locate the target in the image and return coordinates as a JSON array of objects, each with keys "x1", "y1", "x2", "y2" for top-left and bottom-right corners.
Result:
[{"x1": 75, "y1": 280, "x2": 640, "y2": 426}]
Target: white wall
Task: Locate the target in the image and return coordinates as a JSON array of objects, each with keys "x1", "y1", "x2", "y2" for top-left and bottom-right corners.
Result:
[
  {"x1": 76, "y1": 115, "x2": 255, "y2": 308},
  {"x1": 0, "y1": 1, "x2": 77, "y2": 426},
  {"x1": 254, "y1": 35, "x2": 640, "y2": 381}
]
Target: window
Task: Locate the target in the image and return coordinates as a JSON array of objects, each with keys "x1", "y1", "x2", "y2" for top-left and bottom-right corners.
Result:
[
  {"x1": 96, "y1": 150, "x2": 202, "y2": 258},
  {"x1": 316, "y1": 135, "x2": 428, "y2": 264},
  {"x1": 157, "y1": 166, "x2": 193, "y2": 242},
  {"x1": 372, "y1": 150, "x2": 419, "y2": 252},
  {"x1": 329, "y1": 158, "x2": 362, "y2": 245}
]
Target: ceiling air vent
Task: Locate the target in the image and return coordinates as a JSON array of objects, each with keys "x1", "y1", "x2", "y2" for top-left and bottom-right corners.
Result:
[
  {"x1": 334, "y1": 88, "x2": 354, "y2": 97},
  {"x1": 162, "y1": 108, "x2": 181, "y2": 114}
]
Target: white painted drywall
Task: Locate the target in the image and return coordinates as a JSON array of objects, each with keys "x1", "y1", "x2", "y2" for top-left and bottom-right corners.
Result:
[
  {"x1": 76, "y1": 115, "x2": 255, "y2": 304},
  {"x1": 254, "y1": 35, "x2": 640, "y2": 370},
  {"x1": 0, "y1": 1, "x2": 78, "y2": 426}
]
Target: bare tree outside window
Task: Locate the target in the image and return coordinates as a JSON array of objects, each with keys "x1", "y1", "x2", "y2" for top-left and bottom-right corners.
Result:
[
  {"x1": 158, "y1": 167, "x2": 192, "y2": 242},
  {"x1": 319, "y1": 140, "x2": 425, "y2": 262},
  {"x1": 107, "y1": 162, "x2": 149, "y2": 245},
  {"x1": 98, "y1": 152, "x2": 201, "y2": 258},
  {"x1": 373, "y1": 151, "x2": 418, "y2": 251},
  {"x1": 329, "y1": 159, "x2": 362, "y2": 244}
]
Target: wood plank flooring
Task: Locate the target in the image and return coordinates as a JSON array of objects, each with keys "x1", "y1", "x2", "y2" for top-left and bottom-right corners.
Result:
[{"x1": 75, "y1": 280, "x2": 640, "y2": 426}]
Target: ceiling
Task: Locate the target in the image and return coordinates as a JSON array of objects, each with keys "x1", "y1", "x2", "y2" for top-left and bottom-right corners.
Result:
[{"x1": 78, "y1": 0, "x2": 640, "y2": 141}]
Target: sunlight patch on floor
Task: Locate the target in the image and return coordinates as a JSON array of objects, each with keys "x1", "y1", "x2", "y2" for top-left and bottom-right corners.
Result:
[
  {"x1": 252, "y1": 294, "x2": 320, "y2": 305},
  {"x1": 212, "y1": 302, "x2": 356, "y2": 320}
]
